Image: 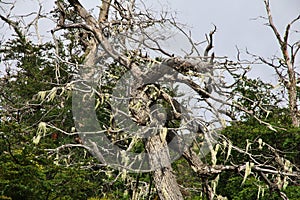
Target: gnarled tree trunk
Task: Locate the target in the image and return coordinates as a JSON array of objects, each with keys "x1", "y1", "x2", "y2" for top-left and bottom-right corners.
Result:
[
  {"x1": 66, "y1": 1, "x2": 184, "y2": 199},
  {"x1": 146, "y1": 135, "x2": 183, "y2": 200}
]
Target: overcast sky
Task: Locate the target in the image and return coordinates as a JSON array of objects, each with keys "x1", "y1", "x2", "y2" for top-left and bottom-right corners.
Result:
[
  {"x1": 164, "y1": 0, "x2": 299, "y2": 57},
  {"x1": 166, "y1": 0, "x2": 300, "y2": 81},
  {"x1": 1, "y1": 0, "x2": 299, "y2": 81}
]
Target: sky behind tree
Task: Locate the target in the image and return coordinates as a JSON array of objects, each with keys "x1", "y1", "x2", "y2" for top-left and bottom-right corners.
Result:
[{"x1": 1, "y1": 0, "x2": 299, "y2": 81}]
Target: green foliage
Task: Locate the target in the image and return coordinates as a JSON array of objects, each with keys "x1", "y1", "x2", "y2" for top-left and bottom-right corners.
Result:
[
  {"x1": 0, "y1": 11, "x2": 145, "y2": 199},
  {"x1": 213, "y1": 76, "x2": 300, "y2": 199},
  {"x1": 0, "y1": 130, "x2": 105, "y2": 199},
  {"x1": 218, "y1": 174, "x2": 300, "y2": 200},
  {"x1": 0, "y1": 18, "x2": 106, "y2": 200},
  {"x1": 172, "y1": 158, "x2": 201, "y2": 197},
  {"x1": 232, "y1": 77, "x2": 279, "y2": 120},
  {"x1": 218, "y1": 108, "x2": 300, "y2": 199},
  {"x1": 220, "y1": 176, "x2": 274, "y2": 200},
  {"x1": 222, "y1": 110, "x2": 300, "y2": 164}
]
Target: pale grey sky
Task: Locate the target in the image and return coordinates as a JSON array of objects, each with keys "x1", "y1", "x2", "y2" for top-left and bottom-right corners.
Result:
[
  {"x1": 167, "y1": 0, "x2": 299, "y2": 56},
  {"x1": 175, "y1": 0, "x2": 299, "y2": 81},
  {"x1": 1, "y1": 0, "x2": 299, "y2": 81},
  {"x1": 160, "y1": 0, "x2": 300, "y2": 81}
]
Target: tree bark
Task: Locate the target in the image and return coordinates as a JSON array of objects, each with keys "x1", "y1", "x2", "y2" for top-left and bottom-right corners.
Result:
[
  {"x1": 67, "y1": 1, "x2": 185, "y2": 199},
  {"x1": 264, "y1": 0, "x2": 299, "y2": 127},
  {"x1": 99, "y1": 0, "x2": 112, "y2": 23},
  {"x1": 286, "y1": 60, "x2": 299, "y2": 127},
  {"x1": 146, "y1": 135, "x2": 184, "y2": 200}
]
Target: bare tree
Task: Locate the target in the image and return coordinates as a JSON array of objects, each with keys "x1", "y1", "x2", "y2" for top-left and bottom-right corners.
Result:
[
  {"x1": 252, "y1": 0, "x2": 300, "y2": 127},
  {"x1": 1, "y1": 0, "x2": 299, "y2": 199}
]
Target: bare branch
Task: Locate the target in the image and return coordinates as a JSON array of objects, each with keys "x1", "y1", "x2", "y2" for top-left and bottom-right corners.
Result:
[
  {"x1": 204, "y1": 24, "x2": 216, "y2": 59},
  {"x1": 263, "y1": 0, "x2": 283, "y2": 46},
  {"x1": 0, "y1": 13, "x2": 25, "y2": 41},
  {"x1": 98, "y1": 0, "x2": 112, "y2": 23}
]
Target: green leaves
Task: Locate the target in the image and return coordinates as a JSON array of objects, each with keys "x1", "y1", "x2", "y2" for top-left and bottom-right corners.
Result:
[{"x1": 232, "y1": 77, "x2": 279, "y2": 120}]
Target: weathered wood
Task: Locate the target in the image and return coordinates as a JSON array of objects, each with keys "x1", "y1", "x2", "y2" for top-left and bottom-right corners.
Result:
[
  {"x1": 99, "y1": 0, "x2": 112, "y2": 23},
  {"x1": 146, "y1": 135, "x2": 184, "y2": 200},
  {"x1": 67, "y1": 1, "x2": 185, "y2": 199}
]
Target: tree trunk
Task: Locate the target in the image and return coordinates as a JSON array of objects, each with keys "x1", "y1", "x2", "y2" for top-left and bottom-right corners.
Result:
[
  {"x1": 67, "y1": 1, "x2": 185, "y2": 199},
  {"x1": 263, "y1": 0, "x2": 299, "y2": 127},
  {"x1": 286, "y1": 60, "x2": 299, "y2": 127},
  {"x1": 146, "y1": 135, "x2": 184, "y2": 200}
]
